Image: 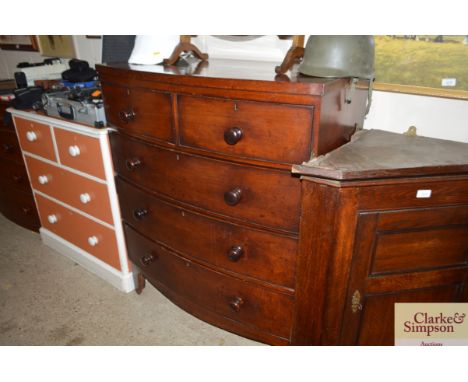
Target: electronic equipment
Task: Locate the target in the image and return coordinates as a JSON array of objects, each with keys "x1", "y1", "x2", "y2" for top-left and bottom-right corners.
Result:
[
  {"x1": 42, "y1": 87, "x2": 106, "y2": 127},
  {"x1": 15, "y1": 61, "x2": 68, "y2": 87}
]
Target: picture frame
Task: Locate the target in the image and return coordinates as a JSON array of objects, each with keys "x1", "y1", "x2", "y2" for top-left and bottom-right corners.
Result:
[
  {"x1": 374, "y1": 35, "x2": 468, "y2": 99},
  {"x1": 0, "y1": 35, "x2": 39, "y2": 51},
  {"x1": 37, "y1": 35, "x2": 76, "y2": 58}
]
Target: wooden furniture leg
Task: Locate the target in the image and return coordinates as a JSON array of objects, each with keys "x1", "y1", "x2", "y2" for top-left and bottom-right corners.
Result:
[
  {"x1": 164, "y1": 35, "x2": 209, "y2": 66},
  {"x1": 134, "y1": 270, "x2": 146, "y2": 295},
  {"x1": 275, "y1": 35, "x2": 305, "y2": 75}
]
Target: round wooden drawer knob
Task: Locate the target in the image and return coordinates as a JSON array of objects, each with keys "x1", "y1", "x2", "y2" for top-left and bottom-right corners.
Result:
[
  {"x1": 229, "y1": 297, "x2": 244, "y2": 312},
  {"x1": 13, "y1": 174, "x2": 24, "y2": 183},
  {"x1": 26, "y1": 131, "x2": 38, "y2": 142},
  {"x1": 68, "y1": 145, "x2": 81, "y2": 157},
  {"x1": 227, "y1": 245, "x2": 244, "y2": 262},
  {"x1": 88, "y1": 236, "x2": 99, "y2": 247},
  {"x1": 140, "y1": 253, "x2": 156, "y2": 266},
  {"x1": 119, "y1": 110, "x2": 136, "y2": 123},
  {"x1": 126, "y1": 158, "x2": 142, "y2": 171},
  {"x1": 38, "y1": 175, "x2": 49, "y2": 185},
  {"x1": 224, "y1": 187, "x2": 242, "y2": 206},
  {"x1": 3, "y1": 143, "x2": 14, "y2": 152},
  {"x1": 224, "y1": 127, "x2": 243, "y2": 145},
  {"x1": 47, "y1": 214, "x2": 58, "y2": 224},
  {"x1": 133, "y1": 208, "x2": 148, "y2": 220},
  {"x1": 80, "y1": 193, "x2": 91, "y2": 204}
]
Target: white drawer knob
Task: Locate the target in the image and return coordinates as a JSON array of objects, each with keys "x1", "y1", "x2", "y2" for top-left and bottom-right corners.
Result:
[
  {"x1": 79, "y1": 193, "x2": 91, "y2": 204},
  {"x1": 38, "y1": 175, "x2": 49, "y2": 185},
  {"x1": 88, "y1": 236, "x2": 99, "y2": 247},
  {"x1": 68, "y1": 145, "x2": 81, "y2": 157},
  {"x1": 47, "y1": 214, "x2": 58, "y2": 224},
  {"x1": 26, "y1": 131, "x2": 38, "y2": 142}
]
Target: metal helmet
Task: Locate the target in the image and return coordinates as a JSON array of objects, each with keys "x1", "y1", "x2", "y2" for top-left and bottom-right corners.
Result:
[{"x1": 299, "y1": 35, "x2": 375, "y2": 80}]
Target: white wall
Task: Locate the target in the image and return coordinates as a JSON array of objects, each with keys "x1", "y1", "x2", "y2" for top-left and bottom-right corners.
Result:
[
  {"x1": 0, "y1": 35, "x2": 102, "y2": 79},
  {"x1": 364, "y1": 91, "x2": 468, "y2": 143},
  {"x1": 1, "y1": 35, "x2": 466, "y2": 143}
]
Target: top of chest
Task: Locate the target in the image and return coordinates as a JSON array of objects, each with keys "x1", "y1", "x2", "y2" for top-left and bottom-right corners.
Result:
[{"x1": 97, "y1": 59, "x2": 348, "y2": 99}]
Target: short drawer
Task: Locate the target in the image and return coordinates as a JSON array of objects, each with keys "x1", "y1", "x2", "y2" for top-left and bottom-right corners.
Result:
[
  {"x1": 178, "y1": 95, "x2": 314, "y2": 164},
  {"x1": 125, "y1": 225, "x2": 294, "y2": 340},
  {"x1": 35, "y1": 193, "x2": 120, "y2": 270},
  {"x1": 359, "y1": 178, "x2": 468, "y2": 210},
  {"x1": 54, "y1": 128, "x2": 106, "y2": 179},
  {"x1": 111, "y1": 133, "x2": 301, "y2": 232},
  {"x1": 117, "y1": 177, "x2": 297, "y2": 288},
  {"x1": 0, "y1": 187, "x2": 39, "y2": 232},
  {"x1": 101, "y1": 83, "x2": 174, "y2": 142},
  {"x1": 0, "y1": 158, "x2": 31, "y2": 192},
  {"x1": 0, "y1": 129, "x2": 24, "y2": 163},
  {"x1": 25, "y1": 156, "x2": 113, "y2": 225},
  {"x1": 14, "y1": 117, "x2": 56, "y2": 161},
  {"x1": 367, "y1": 205, "x2": 468, "y2": 276}
]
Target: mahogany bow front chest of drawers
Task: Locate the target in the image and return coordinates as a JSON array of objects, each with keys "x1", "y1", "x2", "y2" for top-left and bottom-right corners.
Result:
[{"x1": 97, "y1": 60, "x2": 368, "y2": 345}]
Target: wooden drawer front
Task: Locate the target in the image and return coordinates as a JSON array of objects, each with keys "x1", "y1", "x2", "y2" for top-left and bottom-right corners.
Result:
[
  {"x1": 101, "y1": 83, "x2": 173, "y2": 142},
  {"x1": 359, "y1": 179, "x2": 468, "y2": 210},
  {"x1": 117, "y1": 178, "x2": 297, "y2": 288},
  {"x1": 0, "y1": 158, "x2": 31, "y2": 192},
  {"x1": 25, "y1": 156, "x2": 113, "y2": 225},
  {"x1": 125, "y1": 225, "x2": 294, "y2": 340},
  {"x1": 178, "y1": 95, "x2": 314, "y2": 164},
  {"x1": 0, "y1": 129, "x2": 24, "y2": 163},
  {"x1": 14, "y1": 117, "x2": 56, "y2": 161},
  {"x1": 0, "y1": 187, "x2": 39, "y2": 232},
  {"x1": 369, "y1": 206, "x2": 468, "y2": 276},
  {"x1": 112, "y1": 133, "x2": 301, "y2": 232},
  {"x1": 35, "y1": 194, "x2": 120, "y2": 270},
  {"x1": 54, "y1": 128, "x2": 106, "y2": 179}
]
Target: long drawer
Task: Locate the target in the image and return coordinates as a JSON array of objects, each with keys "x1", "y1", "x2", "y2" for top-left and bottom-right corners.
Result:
[
  {"x1": 111, "y1": 133, "x2": 301, "y2": 232},
  {"x1": 25, "y1": 155, "x2": 113, "y2": 225},
  {"x1": 0, "y1": 186, "x2": 39, "y2": 232},
  {"x1": 0, "y1": 157, "x2": 31, "y2": 192},
  {"x1": 0, "y1": 129, "x2": 23, "y2": 163},
  {"x1": 117, "y1": 177, "x2": 297, "y2": 288},
  {"x1": 178, "y1": 95, "x2": 314, "y2": 164},
  {"x1": 125, "y1": 224, "x2": 295, "y2": 340},
  {"x1": 35, "y1": 194, "x2": 121, "y2": 270}
]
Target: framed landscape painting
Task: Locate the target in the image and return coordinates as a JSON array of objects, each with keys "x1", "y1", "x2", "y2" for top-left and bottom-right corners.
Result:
[{"x1": 374, "y1": 35, "x2": 468, "y2": 98}]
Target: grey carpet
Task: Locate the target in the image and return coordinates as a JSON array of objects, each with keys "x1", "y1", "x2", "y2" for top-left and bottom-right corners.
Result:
[{"x1": 0, "y1": 213, "x2": 260, "y2": 346}]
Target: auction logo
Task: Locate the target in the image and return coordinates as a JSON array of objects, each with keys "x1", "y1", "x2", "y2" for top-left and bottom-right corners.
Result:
[{"x1": 395, "y1": 303, "x2": 468, "y2": 346}]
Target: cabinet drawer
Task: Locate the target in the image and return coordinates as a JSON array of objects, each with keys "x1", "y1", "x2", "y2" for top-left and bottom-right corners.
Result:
[
  {"x1": 125, "y1": 225, "x2": 294, "y2": 340},
  {"x1": 0, "y1": 187, "x2": 39, "y2": 232},
  {"x1": 111, "y1": 133, "x2": 301, "y2": 232},
  {"x1": 359, "y1": 179, "x2": 468, "y2": 210},
  {"x1": 0, "y1": 129, "x2": 23, "y2": 163},
  {"x1": 178, "y1": 95, "x2": 314, "y2": 164},
  {"x1": 0, "y1": 158, "x2": 31, "y2": 192},
  {"x1": 117, "y1": 177, "x2": 297, "y2": 288},
  {"x1": 369, "y1": 206, "x2": 468, "y2": 276},
  {"x1": 35, "y1": 194, "x2": 120, "y2": 270},
  {"x1": 25, "y1": 156, "x2": 113, "y2": 225},
  {"x1": 14, "y1": 117, "x2": 56, "y2": 161},
  {"x1": 101, "y1": 83, "x2": 174, "y2": 143},
  {"x1": 54, "y1": 128, "x2": 106, "y2": 179}
]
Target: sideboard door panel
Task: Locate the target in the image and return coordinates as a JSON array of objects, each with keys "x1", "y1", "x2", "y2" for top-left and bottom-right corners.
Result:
[{"x1": 340, "y1": 208, "x2": 468, "y2": 345}]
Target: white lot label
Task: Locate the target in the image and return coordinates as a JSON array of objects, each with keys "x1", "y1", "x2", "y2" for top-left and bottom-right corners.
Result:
[
  {"x1": 416, "y1": 189, "x2": 432, "y2": 198},
  {"x1": 441, "y1": 78, "x2": 457, "y2": 87}
]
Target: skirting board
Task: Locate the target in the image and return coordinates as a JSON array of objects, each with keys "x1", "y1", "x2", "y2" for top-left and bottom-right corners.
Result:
[{"x1": 40, "y1": 228, "x2": 135, "y2": 293}]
